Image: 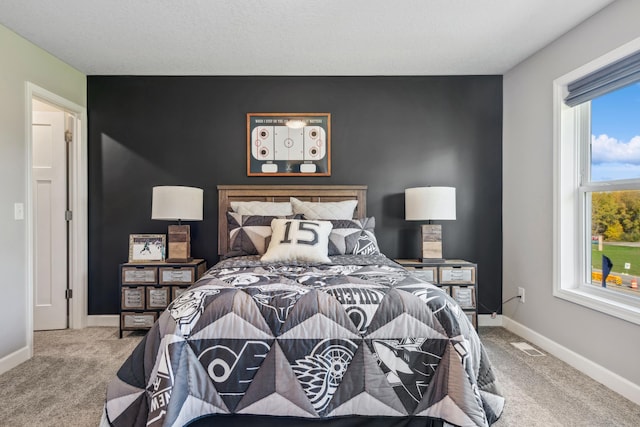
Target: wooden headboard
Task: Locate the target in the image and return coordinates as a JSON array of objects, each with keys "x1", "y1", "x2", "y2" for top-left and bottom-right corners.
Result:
[{"x1": 217, "y1": 185, "x2": 367, "y2": 256}]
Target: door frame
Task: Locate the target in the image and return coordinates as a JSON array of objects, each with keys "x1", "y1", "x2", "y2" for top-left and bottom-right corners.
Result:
[{"x1": 25, "y1": 82, "x2": 88, "y2": 349}]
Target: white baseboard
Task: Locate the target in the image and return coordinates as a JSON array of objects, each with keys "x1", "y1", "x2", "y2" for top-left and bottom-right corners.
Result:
[
  {"x1": 0, "y1": 345, "x2": 31, "y2": 376},
  {"x1": 478, "y1": 314, "x2": 503, "y2": 327},
  {"x1": 503, "y1": 316, "x2": 640, "y2": 405},
  {"x1": 87, "y1": 315, "x2": 119, "y2": 327}
]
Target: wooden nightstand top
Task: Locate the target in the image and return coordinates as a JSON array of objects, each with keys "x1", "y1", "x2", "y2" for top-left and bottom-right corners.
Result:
[
  {"x1": 394, "y1": 258, "x2": 474, "y2": 267},
  {"x1": 122, "y1": 258, "x2": 205, "y2": 267}
]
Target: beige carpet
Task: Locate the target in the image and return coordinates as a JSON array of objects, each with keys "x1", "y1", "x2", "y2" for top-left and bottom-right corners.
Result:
[
  {"x1": 0, "y1": 328, "x2": 142, "y2": 426},
  {"x1": 482, "y1": 327, "x2": 640, "y2": 426},
  {"x1": 0, "y1": 327, "x2": 639, "y2": 426}
]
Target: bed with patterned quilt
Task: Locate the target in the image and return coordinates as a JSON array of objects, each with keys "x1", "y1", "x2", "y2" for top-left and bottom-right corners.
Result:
[{"x1": 103, "y1": 185, "x2": 503, "y2": 427}]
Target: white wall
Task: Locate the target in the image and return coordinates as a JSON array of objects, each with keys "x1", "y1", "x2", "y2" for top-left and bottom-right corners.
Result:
[
  {"x1": 504, "y1": 0, "x2": 640, "y2": 388},
  {"x1": 0, "y1": 24, "x2": 85, "y2": 368}
]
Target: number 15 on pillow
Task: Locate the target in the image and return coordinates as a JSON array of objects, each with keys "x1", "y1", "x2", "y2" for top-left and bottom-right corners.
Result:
[{"x1": 261, "y1": 219, "x2": 333, "y2": 263}]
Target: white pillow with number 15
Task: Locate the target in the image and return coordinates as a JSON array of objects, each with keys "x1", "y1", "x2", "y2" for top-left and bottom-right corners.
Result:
[{"x1": 261, "y1": 219, "x2": 333, "y2": 263}]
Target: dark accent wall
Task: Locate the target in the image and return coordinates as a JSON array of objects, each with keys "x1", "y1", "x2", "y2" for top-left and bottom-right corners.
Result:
[{"x1": 88, "y1": 76, "x2": 502, "y2": 315}]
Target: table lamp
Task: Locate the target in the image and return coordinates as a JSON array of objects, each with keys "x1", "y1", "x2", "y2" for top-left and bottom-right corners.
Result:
[
  {"x1": 151, "y1": 186, "x2": 203, "y2": 262},
  {"x1": 405, "y1": 186, "x2": 456, "y2": 262}
]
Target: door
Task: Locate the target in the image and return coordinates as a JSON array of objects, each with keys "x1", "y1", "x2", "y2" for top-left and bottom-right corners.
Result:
[{"x1": 32, "y1": 109, "x2": 68, "y2": 330}]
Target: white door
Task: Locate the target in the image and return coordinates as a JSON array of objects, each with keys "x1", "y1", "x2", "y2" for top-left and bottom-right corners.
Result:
[{"x1": 33, "y1": 110, "x2": 68, "y2": 330}]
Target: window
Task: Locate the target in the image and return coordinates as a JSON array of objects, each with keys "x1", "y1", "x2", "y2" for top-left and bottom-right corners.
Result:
[
  {"x1": 554, "y1": 44, "x2": 640, "y2": 325},
  {"x1": 585, "y1": 85, "x2": 640, "y2": 298}
]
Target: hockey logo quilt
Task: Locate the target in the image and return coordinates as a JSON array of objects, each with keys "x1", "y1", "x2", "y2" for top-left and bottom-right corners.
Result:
[{"x1": 104, "y1": 255, "x2": 503, "y2": 427}]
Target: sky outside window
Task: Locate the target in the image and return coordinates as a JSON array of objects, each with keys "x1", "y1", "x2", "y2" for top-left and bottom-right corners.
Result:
[{"x1": 591, "y1": 82, "x2": 640, "y2": 182}]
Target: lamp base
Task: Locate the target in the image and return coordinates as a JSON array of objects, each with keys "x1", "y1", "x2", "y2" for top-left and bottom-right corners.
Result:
[
  {"x1": 421, "y1": 224, "x2": 443, "y2": 261},
  {"x1": 419, "y1": 257, "x2": 445, "y2": 263},
  {"x1": 166, "y1": 257, "x2": 193, "y2": 263},
  {"x1": 167, "y1": 224, "x2": 192, "y2": 263}
]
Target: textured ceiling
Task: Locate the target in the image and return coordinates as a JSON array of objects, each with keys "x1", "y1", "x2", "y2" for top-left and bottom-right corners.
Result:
[{"x1": 0, "y1": 0, "x2": 616, "y2": 75}]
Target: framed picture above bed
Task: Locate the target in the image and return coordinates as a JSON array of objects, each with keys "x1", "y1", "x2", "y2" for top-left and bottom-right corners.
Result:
[{"x1": 247, "y1": 113, "x2": 331, "y2": 176}]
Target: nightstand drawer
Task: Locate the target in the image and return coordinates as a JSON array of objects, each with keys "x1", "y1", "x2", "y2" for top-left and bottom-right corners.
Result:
[
  {"x1": 159, "y1": 266, "x2": 195, "y2": 284},
  {"x1": 121, "y1": 286, "x2": 145, "y2": 310},
  {"x1": 405, "y1": 267, "x2": 437, "y2": 283},
  {"x1": 122, "y1": 266, "x2": 157, "y2": 284},
  {"x1": 439, "y1": 266, "x2": 475, "y2": 284},
  {"x1": 464, "y1": 311, "x2": 478, "y2": 328},
  {"x1": 146, "y1": 286, "x2": 171, "y2": 309},
  {"x1": 121, "y1": 312, "x2": 157, "y2": 329},
  {"x1": 451, "y1": 285, "x2": 476, "y2": 309},
  {"x1": 172, "y1": 286, "x2": 190, "y2": 301}
]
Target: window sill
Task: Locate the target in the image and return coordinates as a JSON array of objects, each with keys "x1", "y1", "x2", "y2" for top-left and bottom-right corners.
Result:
[{"x1": 553, "y1": 285, "x2": 640, "y2": 326}]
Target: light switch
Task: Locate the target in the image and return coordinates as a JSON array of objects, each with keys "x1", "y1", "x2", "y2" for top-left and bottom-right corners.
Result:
[{"x1": 14, "y1": 203, "x2": 24, "y2": 220}]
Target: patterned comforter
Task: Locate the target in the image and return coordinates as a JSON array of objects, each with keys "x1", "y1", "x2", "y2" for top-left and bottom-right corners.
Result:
[{"x1": 104, "y1": 254, "x2": 503, "y2": 427}]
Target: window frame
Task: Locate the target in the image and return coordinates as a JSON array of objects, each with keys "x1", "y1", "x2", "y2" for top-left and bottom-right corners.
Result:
[{"x1": 553, "y1": 39, "x2": 640, "y2": 326}]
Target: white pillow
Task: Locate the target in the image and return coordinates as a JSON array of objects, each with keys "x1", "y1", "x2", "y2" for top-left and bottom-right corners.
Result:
[
  {"x1": 230, "y1": 201, "x2": 293, "y2": 216},
  {"x1": 290, "y1": 197, "x2": 357, "y2": 220},
  {"x1": 261, "y1": 219, "x2": 333, "y2": 263}
]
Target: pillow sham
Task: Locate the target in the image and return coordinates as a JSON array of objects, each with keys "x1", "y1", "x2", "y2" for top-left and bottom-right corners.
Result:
[
  {"x1": 290, "y1": 197, "x2": 357, "y2": 220},
  {"x1": 227, "y1": 212, "x2": 296, "y2": 257},
  {"x1": 230, "y1": 201, "x2": 293, "y2": 216},
  {"x1": 261, "y1": 219, "x2": 333, "y2": 263},
  {"x1": 327, "y1": 217, "x2": 381, "y2": 256}
]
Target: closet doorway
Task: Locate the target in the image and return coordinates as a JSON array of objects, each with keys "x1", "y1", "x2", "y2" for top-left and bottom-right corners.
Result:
[
  {"x1": 32, "y1": 99, "x2": 70, "y2": 330},
  {"x1": 27, "y1": 83, "x2": 87, "y2": 335}
]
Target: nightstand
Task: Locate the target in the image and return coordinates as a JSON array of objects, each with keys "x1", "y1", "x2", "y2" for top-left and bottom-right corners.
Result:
[
  {"x1": 394, "y1": 259, "x2": 478, "y2": 329},
  {"x1": 119, "y1": 258, "x2": 207, "y2": 337}
]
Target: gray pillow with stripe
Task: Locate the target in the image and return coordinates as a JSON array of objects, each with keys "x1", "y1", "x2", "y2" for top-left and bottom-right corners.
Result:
[
  {"x1": 326, "y1": 217, "x2": 380, "y2": 256},
  {"x1": 227, "y1": 212, "x2": 298, "y2": 257}
]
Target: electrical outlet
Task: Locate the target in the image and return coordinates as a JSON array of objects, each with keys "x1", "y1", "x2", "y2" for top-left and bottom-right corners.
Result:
[
  {"x1": 14, "y1": 203, "x2": 24, "y2": 220},
  {"x1": 517, "y1": 287, "x2": 525, "y2": 303}
]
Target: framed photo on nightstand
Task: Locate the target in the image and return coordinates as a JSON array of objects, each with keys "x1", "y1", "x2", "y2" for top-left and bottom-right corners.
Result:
[{"x1": 129, "y1": 234, "x2": 165, "y2": 262}]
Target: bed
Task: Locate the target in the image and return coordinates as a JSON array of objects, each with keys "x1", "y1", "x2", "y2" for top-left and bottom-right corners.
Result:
[{"x1": 103, "y1": 185, "x2": 504, "y2": 427}]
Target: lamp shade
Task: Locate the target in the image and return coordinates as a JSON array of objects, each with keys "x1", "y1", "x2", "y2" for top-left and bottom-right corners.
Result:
[
  {"x1": 405, "y1": 187, "x2": 456, "y2": 221},
  {"x1": 151, "y1": 186, "x2": 203, "y2": 221}
]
